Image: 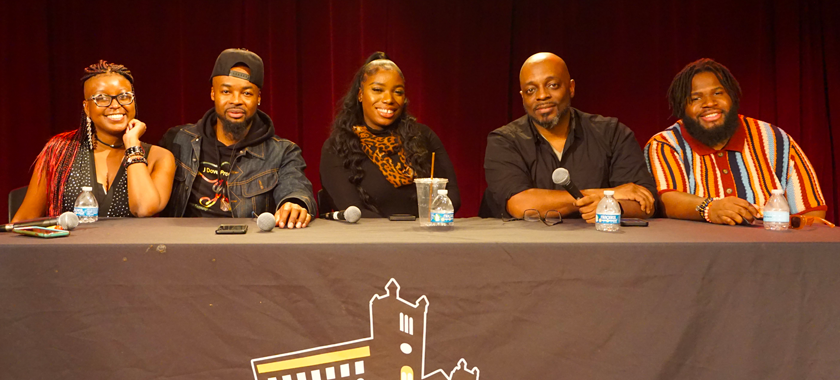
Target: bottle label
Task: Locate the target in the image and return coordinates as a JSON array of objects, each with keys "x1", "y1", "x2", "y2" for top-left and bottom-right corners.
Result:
[
  {"x1": 75, "y1": 206, "x2": 98, "y2": 217},
  {"x1": 764, "y1": 210, "x2": 790, "y2": 223},
  {"x1": 431, "y1": 211, "x2": 454, "y2": 224},
  {"x1": 596, "y1": 213, "x2": 620, "y2": 224}
]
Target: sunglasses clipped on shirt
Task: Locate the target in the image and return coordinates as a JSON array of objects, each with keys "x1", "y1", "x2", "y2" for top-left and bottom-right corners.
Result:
[{"x1": 503, "y1": 209, "x2": 563, "y2": 226}]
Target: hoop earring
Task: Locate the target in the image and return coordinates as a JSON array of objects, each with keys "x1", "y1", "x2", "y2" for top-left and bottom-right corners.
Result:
[{"x1": 86, "y1": 117, "x2": 96, "y2": 150}]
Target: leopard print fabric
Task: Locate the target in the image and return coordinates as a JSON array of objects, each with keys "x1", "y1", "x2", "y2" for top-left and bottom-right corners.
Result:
[{"x1": 353, "y1": 125, "x2": 415, "y2": 187}]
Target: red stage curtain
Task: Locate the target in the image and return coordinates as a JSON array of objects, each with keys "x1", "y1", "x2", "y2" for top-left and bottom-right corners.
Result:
[{"x1": 1, "y1": 0, "x2": 837, "y2": 221}]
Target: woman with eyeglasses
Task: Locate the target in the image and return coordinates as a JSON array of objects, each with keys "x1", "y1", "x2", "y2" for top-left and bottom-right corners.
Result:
[
  {"x1": 320, "y1": 52, "x2": 460, "y2": 218},
  {"x1": 12, "y1": 60, "x2": 175, "y2": 222}
]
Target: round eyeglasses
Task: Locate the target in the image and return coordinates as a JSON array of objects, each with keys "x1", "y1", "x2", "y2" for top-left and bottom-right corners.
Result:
[{"x1": 89, "y1": 92, "x2": 135, "y2": 107}]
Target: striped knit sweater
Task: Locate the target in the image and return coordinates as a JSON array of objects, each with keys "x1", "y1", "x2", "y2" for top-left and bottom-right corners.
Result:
[{"x1": 645, "y1": 115, "x2": 825, "y2": 215}]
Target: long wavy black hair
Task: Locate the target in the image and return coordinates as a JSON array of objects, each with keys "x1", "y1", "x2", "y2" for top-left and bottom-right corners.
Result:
[{"x1": 326, "y1": 52, "x2": 431, "y2": 214}]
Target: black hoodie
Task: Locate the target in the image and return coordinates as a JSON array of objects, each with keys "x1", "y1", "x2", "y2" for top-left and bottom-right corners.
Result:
[{"x1": 185, "y1": 108, "x2": 274, "y2": 217}]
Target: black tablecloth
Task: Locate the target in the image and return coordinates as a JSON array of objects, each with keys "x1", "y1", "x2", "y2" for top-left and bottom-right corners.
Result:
[{"x1": 1, "y1": 218, "x2": 839, "y2": 380}]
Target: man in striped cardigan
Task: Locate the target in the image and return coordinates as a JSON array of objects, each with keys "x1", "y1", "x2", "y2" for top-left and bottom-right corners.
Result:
[{"x1": 645, "y1": 58, "x2": 826, "y2": 225}]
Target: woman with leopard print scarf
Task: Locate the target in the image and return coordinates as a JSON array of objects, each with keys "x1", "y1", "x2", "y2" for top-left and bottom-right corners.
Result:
[{"x1": 320, "y1": 52, "x2": 460, "y2": 218}]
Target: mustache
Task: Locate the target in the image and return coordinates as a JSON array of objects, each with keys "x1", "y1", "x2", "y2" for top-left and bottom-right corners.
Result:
[
  {"x1": 226, "y1": 106, "x2": 246, "y2": 112},
  {"x1": 533, "y1": 102, "x2": 558, "y2": 110}
]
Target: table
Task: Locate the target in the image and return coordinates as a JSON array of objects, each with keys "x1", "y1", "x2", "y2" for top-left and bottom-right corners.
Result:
[{"x1": 1, "y1": 217, "x2": 839, "y2": 380}]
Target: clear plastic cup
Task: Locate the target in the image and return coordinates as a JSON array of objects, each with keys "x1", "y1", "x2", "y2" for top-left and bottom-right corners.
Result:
[{"x1": 414, "y1": 178, "x2": 449, "y2": 226}]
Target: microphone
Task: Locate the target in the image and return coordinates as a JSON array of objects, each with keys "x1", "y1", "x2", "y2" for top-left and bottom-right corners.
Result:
[
  {"x1": 320, "y1": 206, "x2": 361, "y2": 223},
  {"x1": 2, "y1": 211, "x2": 80, "y2": 232},
  {"x1": 256, "y1": 212, "x2": 276, "y2": 232},
  {"x1": 552, "y1": 168, "x2": 584, "y2": 199}
]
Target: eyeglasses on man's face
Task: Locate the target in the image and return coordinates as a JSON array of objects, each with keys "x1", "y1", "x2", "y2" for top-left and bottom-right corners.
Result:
[
  {"x1": 89, "y1": 91, "x2": 135, "y2": 107},
  {"x1": 504, "y1": 209, "x2": 562, "y2": 226}
]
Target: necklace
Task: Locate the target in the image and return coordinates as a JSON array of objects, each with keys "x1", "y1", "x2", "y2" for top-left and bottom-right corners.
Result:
[{"x1": 95, "y1": 134, "x2": 124, "y2": 149}]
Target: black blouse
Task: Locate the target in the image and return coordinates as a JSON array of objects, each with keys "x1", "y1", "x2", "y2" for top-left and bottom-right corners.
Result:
[
  {"x1": 320, "y1": 124, "x2": 460, "y2": 218},
  {"x1": 61, "y1": 142, "x2": 152, "y2": 217}
]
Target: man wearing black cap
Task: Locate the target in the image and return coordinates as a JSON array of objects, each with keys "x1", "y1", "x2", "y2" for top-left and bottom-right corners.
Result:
[{"x1": 160, "y1": 48, "x2": 316, "y2": 228}]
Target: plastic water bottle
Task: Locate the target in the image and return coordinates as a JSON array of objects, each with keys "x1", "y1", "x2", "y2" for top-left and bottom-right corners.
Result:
[
  {"x1": 74, "y1": 186, "x2": 99, "y2": 223},
  {"x1": 430, "y1": 189, "x2": 454, "y2": 229},
  {"x1": 763, "y1": 189, "x2": 790, "y2": 231},
  {"x1": 595, "y1": 190, "x2": 621, "y2": 232}
]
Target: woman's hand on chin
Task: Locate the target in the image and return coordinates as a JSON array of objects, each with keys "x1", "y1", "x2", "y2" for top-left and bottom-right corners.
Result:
[{"x1": 123, "y1": 119, "x2": 147, "y2": 147}]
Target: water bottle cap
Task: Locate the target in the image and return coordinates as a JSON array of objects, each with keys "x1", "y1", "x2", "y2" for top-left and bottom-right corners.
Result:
[
  {"x1": 81, "y1": 186, "x2": 93, "y2": 191},
  {"x1": 604, "y1": 190, "x2": 615, "y2": 196},
  {"x1": 437, "y1": 189, "x2": 448, "y2": 195},
  {"x1": 771, "y1": 189, "x2": 784, "y2": 195}
]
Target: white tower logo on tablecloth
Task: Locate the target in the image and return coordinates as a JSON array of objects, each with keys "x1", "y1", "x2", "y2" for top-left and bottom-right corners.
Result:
[{"x1": 250, "y1": 279, "x2": 479, "y2": 380}]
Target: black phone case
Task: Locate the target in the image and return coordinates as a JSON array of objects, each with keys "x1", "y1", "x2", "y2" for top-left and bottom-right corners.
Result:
[
  {"x1": 620, "y1": 219, "x2": 649, "y2": 227},
  {"x1": 215, "y1": 224, "x2": 248, "y2": 234}
]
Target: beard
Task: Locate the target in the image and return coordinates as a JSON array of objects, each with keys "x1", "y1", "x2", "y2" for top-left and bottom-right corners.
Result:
[
  {"x1": 526, "y1": 103, "x2": 570, "y2": 130},
  {"x1": 681, "y1": 106, "x2": 740, "y2": 148},
  {"x1": 217, "y1": 111, "x2": 255, "y2": 142}
]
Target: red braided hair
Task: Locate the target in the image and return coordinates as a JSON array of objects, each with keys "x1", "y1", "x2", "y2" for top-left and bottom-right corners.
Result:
[
  {"x1": 32, "y1": 60, "x2": 134, "y2": 216},
  {"x1": 34, "y1": 130, "x2": 83, "y2": 216}
]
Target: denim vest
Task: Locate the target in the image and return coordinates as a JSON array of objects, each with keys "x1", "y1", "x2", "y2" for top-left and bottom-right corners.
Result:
[{"x1": 160, "y1": 121, "x2": 315, "y2": 218}]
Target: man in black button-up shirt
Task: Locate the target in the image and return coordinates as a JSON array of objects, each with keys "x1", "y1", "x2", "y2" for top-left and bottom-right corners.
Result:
[{"x1": 482, "y1": 53, "x2": 656, "y2": 222}]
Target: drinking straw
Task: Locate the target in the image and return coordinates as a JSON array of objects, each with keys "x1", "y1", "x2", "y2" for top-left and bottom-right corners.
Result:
[
  {"x1": 428, "y1": 152, "x2": 436, "y2": 221},
  {"x1": 430, "y1": 152, "x2": 436, "y2": 178}
]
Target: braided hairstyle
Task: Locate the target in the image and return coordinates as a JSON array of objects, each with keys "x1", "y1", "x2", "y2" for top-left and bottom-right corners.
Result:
[
  {"x1": 667, "y1": 58, "x2": 741, "y2": 120},
  {"x1": 34, "y1": 60, "x2": 135, "y2": 216},
  {"x1": 326, "y1": 52, "x2": 431, "y2": 215}
]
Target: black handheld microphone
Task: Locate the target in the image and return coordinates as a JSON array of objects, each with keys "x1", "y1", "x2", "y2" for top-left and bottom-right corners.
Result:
[
  {"x1": 2, "y1": 211, "x2": 80, "y2": 232},
  {"x1": 551, "y1": 168, "x2": 584, "y2": 199},
  {"x1": 320, "y1": 206, "x2": 361, "y2": 223}
]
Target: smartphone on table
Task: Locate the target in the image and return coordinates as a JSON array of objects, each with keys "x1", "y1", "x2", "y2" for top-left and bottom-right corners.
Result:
[
  {"x1": 389, "y1": 214, "x2": 416, "y2": 221},
  {"x1": 13, "y1": 226, "x2": 70, "y2": 238},
  {"x1": 620, "y1": 218, "x2": 649, "y2": 227},
  {"x1": 215, "y1": 224, "x2": 248, "y2": 234}
]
